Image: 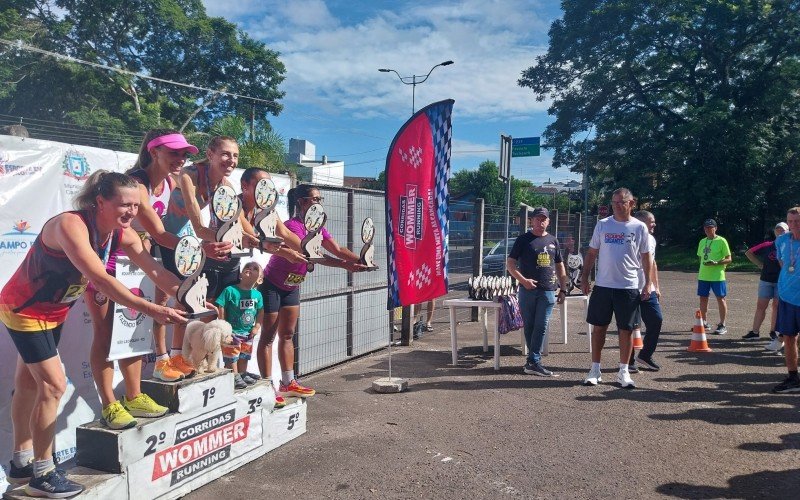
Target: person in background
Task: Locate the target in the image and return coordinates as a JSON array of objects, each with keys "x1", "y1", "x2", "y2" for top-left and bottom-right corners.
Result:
[
  {"x1": 0, "y1": 171, "x2": 187, "y2": 498},
  {"x1": 743, "y1": 222, "x2": 787, "y2": 342},
  {"x1": 506, "y1": 207, "x2": 567, "y2": 377},
  {"x1": 629, "y1": 210, "x2": 663, "y2": 372},
  {"x1": 696, "y1": 219, "x2": 732, "y2": 335},
  {"x1": 580, "y1": 188, "x2": 652, "y2": 389}
]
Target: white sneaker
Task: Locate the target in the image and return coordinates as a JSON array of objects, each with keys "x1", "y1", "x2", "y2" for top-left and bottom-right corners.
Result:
[
  {"x1": 583, "y1": 366, "x2": 602, "y2": 386},
  {"x1": 617, "y1": 369, "x2": 636, "y2": 389},
  {"x1": 765, "y1": 337, "x2": 784, "y2": 352}
]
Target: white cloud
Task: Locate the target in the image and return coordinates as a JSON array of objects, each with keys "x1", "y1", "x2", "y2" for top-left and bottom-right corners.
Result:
[{"x1": 202, "y1": 0, "x2": 553, "y2": 119}]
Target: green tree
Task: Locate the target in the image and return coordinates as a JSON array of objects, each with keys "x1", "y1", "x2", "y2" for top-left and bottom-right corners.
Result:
[
  {"x1": 519, "y1": 0, "x2": 800, "y2": 246},
  {"x1": 449, "y1": 160, "x2": 540, "y2": 210},
  {"x1": 0, "y1": 0, "x2": 285, "y2": 149}
]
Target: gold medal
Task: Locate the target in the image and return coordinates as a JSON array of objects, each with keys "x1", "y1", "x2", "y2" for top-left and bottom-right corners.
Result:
[{"x1": 790, "y1": 266, "x2": 795, "y2": 273}]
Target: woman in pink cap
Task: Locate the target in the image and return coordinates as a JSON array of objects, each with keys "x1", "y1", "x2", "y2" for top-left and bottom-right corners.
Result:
[{"x1": 84, "y1": 130, "x2": 230, "y2": 429}]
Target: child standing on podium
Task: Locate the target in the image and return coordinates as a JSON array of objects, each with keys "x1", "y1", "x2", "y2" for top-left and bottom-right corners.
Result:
[{"x1": 215, "y1": 261, "x2": 265, "y2": 390}]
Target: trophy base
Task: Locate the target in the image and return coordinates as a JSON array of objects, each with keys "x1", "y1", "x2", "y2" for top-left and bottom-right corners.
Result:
[
  {"x1": 186, "y1": 309, "x2": 218, "y2": 320},
  {"x1": 364, "y1": 265, "x2": 379, "y2": 271},
  {"x1": 261, "y1": 236, "x2": 284, "y2": 244},
  {"x1": 308, "y1": 257, "x2": 327, "y2": 263},
  {"x1": 230, "y1": 249, "x2": 253, "y2": 258}
]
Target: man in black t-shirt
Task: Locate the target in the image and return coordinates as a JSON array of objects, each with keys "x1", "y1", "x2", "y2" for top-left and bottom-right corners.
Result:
[{"x1": 507, "y1": 207, "x2": 568, "y2": 376}]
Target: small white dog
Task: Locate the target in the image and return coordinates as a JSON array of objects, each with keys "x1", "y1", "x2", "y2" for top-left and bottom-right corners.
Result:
[{"x1": 182, "y1": 319, "x2": 233, "y2": 375}]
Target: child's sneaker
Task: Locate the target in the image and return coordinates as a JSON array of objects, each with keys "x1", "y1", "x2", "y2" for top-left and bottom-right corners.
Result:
[
  {"x1": 101, "y1": 401, "x2": 137, "y2": 430},
  {"x1": 233, "y1": 374, "x2": 248, "y2": 389},
  {"x1": 123, "y1": 393, "x2": 168, "y2": 418},
  {"x1": 170, "y1": 354, "x2": 196, "y2": 378},
  {"x1": 241, "y1": 373, "x2": 258, "y2": 385},
  {"x1": 279, "y1": 379, "x2": 316, "y2": 397},
  {"x1": 25, "y1": 468, "x2": 84, "y2": 498},
  {"x1": 244, "y1": 371, "x2": 262, "y2": 380},
  {"x1": 153, "y1": 359, "x2": 184, "y2": 382}
]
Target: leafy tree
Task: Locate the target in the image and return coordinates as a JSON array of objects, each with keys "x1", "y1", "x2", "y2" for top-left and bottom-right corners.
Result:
[
  {"x1": 0, "y1": 0, "x2": 285, "y2": 149},
  {"x1": 519, "y1": 0, "x2": 800, "y2": 246}
]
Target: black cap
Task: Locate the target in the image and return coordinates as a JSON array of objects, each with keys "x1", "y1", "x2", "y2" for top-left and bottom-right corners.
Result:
[
  {"x1": 703, "y1": 218, "x2": 717, "y2": 228},
  {"x1": 529, "y1": 207, "x2": 550, "y2": 218}
]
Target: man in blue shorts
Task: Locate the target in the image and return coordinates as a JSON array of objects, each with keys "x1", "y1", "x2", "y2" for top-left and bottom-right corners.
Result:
[
  {"x1": 580, "y1": 188, "x2": 652, "y2": 389},
  {"x1": 696, "y1": 219, "x2": 731, "y2": 335},
  {"x1": 771, "y1": 207, "x2": 800, "y2": 393}
]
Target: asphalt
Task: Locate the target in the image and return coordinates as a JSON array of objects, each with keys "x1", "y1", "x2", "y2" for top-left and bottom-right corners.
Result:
[{"x1": 188, "y1": 270, "x2": 800, "y2": 499}]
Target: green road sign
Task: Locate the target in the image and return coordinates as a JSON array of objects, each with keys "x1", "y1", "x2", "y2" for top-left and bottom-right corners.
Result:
[{"x1": 512, "y1": 137, "x2": 540, "y2": 157}]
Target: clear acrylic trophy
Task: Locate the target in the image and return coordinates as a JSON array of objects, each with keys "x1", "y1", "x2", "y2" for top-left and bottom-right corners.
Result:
[
  {"x1": 174, "y1": 235, "x2": 216, "y2": 319},
  {"x1": 359, "y1": 217, "x2": 378, "y2": 270},
  {"x1": 300, "y1": 203, "x2": 327, "y2": 272},
  {"x1": 212, "y1": 185, "x2": 251, "y2": 258},
  {"x1": 252, "y1": 177, "x2": 283, "y2": 244}
]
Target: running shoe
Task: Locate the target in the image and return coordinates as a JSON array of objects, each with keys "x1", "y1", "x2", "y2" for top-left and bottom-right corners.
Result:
[
  {"x1": 101, "y1": 401, "x2": 137, "y2": 430},
  {"x1": 766, "y1": 337, "x2": 784, "y2": 352},
  {"x1": 170, "y1": 354, "x2": 196, "y2": 378},
  {"x1": 771, "y1": 377, "x2": 800, "y2": 394},
  {"x1": 523, "y1": 361, "x2": 554, "y2": 376},
  {"x1": 628, "y1": 363, "x2": 639, "y2": 374},
  {"x1": 123, "y1": 393, "x2": 168, "y2": 418},
  {"x1": 7, "y1": 459, "x2": 33, "y2": 484},
  {"x1": 274, "y1": 394, "x2": 287, "y2": 409},
  {"x1": 233, "y1": 374, "x2": 248, "y2": 390},
  {"x1": 617, "y1": 369, "x2": 636, "y2": 389},
  {"x1": 636, "y1": 355, "x2": 661, "y2": 371},
  {"x1": 582, "y1": 366, "x2": 602, "y2": 386},
  {"x1": 153, "y1": 358, "x2": 184, "y2": 382},
  {"x1": 241, "y1": 373, "x2": 258, "y2": 385},
  {"x1": 279, "y1": 379, "x2": 316, "y2": 397},
  {"x1": 244, "y1": 371, "x2": 262, "y2": 380},
  {"x1": 25, "y1": 468, "x2": 84, "y2": 498},
  {"x1": 742, "y1": 330, "x2": 760, "y2": 339},
  {"x1": 713, "y1": 323, "x2": 728, "y2": 335}
]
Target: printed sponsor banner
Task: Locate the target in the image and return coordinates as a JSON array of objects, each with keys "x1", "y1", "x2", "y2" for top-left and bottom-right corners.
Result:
[
  {"x1": 109, "y1": 257, "x2": 156, "y2": 360},
  {"x1": 385, "y1": 100, "x2": 453, "y2": 308}
]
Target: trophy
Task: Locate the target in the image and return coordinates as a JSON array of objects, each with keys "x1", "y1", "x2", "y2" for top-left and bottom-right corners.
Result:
[
  {"x1": 174, "y1": 235, "x2": 216, "y2": 319},
  {"x1": 212, "y1": 185, "x2": 251, "y2": 258},
  {"x1": 358, "y1": 217, "x2": 378, "y2": 270},
  {"x1": 300, "y1": 203, "x2": 327, "y2": 272},
  {"x1": 252, "y1": 177, "x2": 283, "y2": 245}
]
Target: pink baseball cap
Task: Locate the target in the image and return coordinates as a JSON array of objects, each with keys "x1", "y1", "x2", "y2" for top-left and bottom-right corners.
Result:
[{"x1": 146, "y1": 133, "x2": 199, "y2": 154}]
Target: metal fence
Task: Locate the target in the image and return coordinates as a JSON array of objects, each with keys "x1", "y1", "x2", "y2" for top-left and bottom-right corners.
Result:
[{"x1": 295, "y1": 193, "x2": 590, "y2": 376}]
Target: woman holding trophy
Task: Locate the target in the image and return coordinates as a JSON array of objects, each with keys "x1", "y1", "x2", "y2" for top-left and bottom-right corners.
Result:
[
  {"x1": 257, "y1": 184, "x2": 367, "y2": 399},
  {"x1": 0, "y1": 171, "x2": 187, "y2": 498}
]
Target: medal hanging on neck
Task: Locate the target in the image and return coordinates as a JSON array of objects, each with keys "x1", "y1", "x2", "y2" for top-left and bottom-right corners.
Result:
[{"x1": 703, "y1": 239, "x2": 712, "y2": 261}]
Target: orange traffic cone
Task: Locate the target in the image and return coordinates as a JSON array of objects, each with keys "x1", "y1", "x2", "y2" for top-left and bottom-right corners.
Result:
[
  {"x1": 632, "y1": 328, "x2": 644, "y2": 350},
  {"x1": 688, "y1": 309, "x2": 712, "y2": 352}
]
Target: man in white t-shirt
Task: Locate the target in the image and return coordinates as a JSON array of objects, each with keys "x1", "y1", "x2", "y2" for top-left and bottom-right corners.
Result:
[{"x1": 580, "y1": 188, "x2": 652, "y2": 388}]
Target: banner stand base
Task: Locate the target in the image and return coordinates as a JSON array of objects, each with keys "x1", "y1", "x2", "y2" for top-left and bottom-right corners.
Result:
[{"x1": 372, "y1": 377, "x2": 408, "y2": 393}]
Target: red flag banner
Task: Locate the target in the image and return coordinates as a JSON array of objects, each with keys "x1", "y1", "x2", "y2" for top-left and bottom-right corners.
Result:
[{"x1": 385, "y1": 99, "x2": 454, "y2": 309}]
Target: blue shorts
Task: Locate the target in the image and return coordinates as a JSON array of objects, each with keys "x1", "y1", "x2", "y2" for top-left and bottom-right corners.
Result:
[
  {"x1": 697, "y1": 280, "x2": 727, "y2": 298},
  {"x1": 776, "y1": 300, "x2": 800, "y2": 337},
  {"x1": 757, "y1": 280, "x2": 779, "y2": 300}
]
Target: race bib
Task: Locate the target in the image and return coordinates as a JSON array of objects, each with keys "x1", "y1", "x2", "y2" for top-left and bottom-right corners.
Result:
[{"x1": 284, "y1": 273, "x2": 305, "y2": 286}]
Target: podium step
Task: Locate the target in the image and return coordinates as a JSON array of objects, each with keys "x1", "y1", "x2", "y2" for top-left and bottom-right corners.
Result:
[{"x1": 140, "y1": 369, "x2": 235, "y2": 414}]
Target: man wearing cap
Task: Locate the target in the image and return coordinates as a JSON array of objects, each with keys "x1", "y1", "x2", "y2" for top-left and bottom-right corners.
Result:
[
  {"x1": 696, "y1": 219, "x2": 732, "y2": 335},
  {"x1": 743, "y1": 222, "x2": 788, "y2": 342},
  {"x1": 771, "y1": 207, "x2": 800, "y2": 393},
  {"x1": 580, "y1": 188, "x2": 652, "y2": 389},
  {"x1": 507, "y1": 207, "x2": 567, "y2": 376}
]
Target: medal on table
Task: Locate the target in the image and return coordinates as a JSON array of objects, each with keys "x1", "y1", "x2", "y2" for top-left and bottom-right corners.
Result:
[{"x1": 174, "y1": 235, "x2": 216, "y2": 319}]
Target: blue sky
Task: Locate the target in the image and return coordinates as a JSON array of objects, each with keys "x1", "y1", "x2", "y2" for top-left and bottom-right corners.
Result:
[{"x1": 201, "y1": 0, "x2": 579, "y2": 186}]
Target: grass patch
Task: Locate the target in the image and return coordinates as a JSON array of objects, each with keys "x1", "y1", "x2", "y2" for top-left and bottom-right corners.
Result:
[{"x1": 657, "y1": 245, "x2": 758, "y2": 272}]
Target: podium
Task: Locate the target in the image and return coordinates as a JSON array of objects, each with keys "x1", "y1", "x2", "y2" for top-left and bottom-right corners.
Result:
[{"x1": 3, "y1": 371, "x2": 307, "y2": 500}]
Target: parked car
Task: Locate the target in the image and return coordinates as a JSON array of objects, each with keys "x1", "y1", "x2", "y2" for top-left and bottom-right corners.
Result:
[{"x1": 482, "y1": 237, "x2": 516, "y2": 275}]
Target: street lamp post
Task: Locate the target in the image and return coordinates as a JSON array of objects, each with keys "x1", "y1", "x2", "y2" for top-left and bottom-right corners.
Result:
[{"x1": 379, "y1": 60, "x2": 453, "y2": 114}]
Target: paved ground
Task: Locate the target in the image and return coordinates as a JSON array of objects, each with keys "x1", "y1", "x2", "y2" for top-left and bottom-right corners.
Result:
[{"x1": 189, "y1": 271, "x2": 800, "y2": 499}]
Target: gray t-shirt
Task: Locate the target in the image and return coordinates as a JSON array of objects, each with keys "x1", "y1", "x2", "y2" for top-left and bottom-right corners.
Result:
[{"x1": 589, "y1": 216, "x2": 650, "y2": 289}]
